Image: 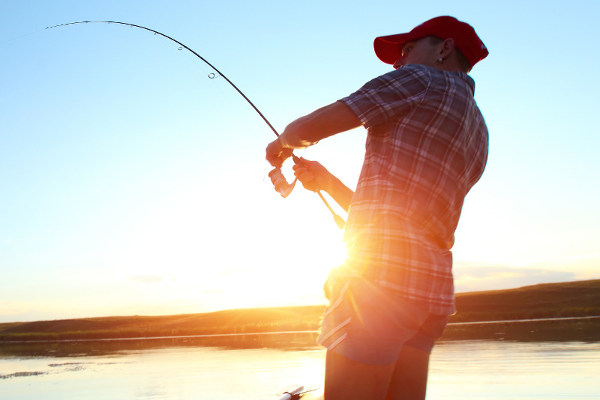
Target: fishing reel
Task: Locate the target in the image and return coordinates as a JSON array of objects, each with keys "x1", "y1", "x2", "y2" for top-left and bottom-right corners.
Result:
[
  {"x1": 268, "y1": 167, "x2": 297, "y2": 198},
  {"x1": 267, "y1": 154, "x2": 303, "y2": 198}
]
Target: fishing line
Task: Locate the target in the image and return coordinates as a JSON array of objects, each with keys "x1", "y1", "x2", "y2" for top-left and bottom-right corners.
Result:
[{"x1": 45, "y1": 20, "x2": 345, "y2": 228}]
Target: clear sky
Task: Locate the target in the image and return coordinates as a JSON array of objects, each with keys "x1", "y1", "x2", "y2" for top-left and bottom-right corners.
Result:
[{"x1": 1, "y1": 0, "x2": 598, "y2": 322}]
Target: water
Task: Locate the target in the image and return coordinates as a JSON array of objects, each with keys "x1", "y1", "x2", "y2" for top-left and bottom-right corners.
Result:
[
  {"x1": 1, "y1": 336, "x2": 598, "y2": 399},
  {"x1": 427, "y1": 341, "x2": 599, "y2": 399}
]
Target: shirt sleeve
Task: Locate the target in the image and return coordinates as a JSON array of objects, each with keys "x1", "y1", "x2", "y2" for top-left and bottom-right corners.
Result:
[{"x1": 339, "y1": 65, "x2": 431, "y2": 129}]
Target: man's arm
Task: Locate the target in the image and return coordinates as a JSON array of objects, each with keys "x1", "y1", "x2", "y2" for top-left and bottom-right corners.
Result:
[{"x1": 265, "y1": 101, "x2": 362, "y2": 167}]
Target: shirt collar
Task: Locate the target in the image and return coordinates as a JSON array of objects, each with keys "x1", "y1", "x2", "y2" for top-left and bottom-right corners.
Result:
[{"x1": 458, "y1": 72, "x2": 476, "y2": 95}]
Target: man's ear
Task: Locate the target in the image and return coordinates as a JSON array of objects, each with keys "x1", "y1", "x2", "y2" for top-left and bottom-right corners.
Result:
[{"x1": 440, "y1": 38, "x2": 456, "y2": 58}]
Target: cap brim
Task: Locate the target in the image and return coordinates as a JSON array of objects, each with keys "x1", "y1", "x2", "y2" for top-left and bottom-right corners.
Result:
[{"x1": 374, "y1": 32, "x2": 416, "y2": 64}]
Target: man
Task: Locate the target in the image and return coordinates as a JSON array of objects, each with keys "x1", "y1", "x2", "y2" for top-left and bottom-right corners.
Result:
[{"x1": 266, "y1": 16, "x2": 489, "y2": 400}]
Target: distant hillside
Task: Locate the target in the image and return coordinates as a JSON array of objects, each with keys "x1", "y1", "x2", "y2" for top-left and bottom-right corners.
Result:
[
  {"x1": 1, "y1": 279, "x2": 598, "y2": 342},
  {"x1": 453, "y1": 279, "x2": 600, "y2": 322},
  {"x1": 0, "y1": 306, "x2": 325, "y2": 341}
]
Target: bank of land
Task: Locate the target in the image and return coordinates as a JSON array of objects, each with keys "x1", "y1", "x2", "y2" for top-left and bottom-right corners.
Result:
[{"x1": 1, "y1": 279, "x2": 598, "y2": 342}]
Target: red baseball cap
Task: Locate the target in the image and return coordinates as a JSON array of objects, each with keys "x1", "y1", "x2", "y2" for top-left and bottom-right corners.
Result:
[{"x1": 374, "y1": 16, "x2": 488, "y2": 68}]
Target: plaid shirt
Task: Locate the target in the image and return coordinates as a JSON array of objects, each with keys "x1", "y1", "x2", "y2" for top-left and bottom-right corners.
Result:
[{"x1": 340, "y1": 64, "x2": 488, "y2": 315}]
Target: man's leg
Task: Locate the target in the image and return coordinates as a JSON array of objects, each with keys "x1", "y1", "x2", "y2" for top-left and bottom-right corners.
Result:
[
  {"x1": 385, "y1": 345, "x2": 431, "y2": 400},
  {"x1": 324, "y1": 350, "x2": 396, "y2": 400}
]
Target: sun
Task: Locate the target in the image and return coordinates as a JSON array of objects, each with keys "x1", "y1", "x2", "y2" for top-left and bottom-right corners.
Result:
[{"x1": 99, "y1": 157, "x2": 351, "y2": 314}]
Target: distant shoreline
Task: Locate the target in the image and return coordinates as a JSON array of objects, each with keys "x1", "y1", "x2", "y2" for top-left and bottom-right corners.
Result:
[
  {"x1": 1, "y1": 279, "x2": 599, "y2": 343},
  {"x1": 1, "y1": 316, "x2": 599, "y2": 345},
  {"x1": 447, "y1": 315, "x2": 600, "y2": 326}
]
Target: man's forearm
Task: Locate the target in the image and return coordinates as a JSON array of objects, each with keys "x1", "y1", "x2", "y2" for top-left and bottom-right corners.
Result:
[
  {"x1": 324, "y1": 173, "x2": 354, "y2": 213},
  {"x1": 279, "y1": 101, "x2": 362, "y2": 149}
]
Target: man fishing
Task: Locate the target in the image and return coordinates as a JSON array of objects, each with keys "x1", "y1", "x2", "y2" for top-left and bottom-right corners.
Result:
[{"x1": 266, "y1": 16, "x2": 489, "y2": 400}]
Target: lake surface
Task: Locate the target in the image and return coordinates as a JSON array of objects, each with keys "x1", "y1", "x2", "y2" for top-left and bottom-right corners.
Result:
[{"x1": 1, "y1": 335, "x2": 598, "y2": 399}]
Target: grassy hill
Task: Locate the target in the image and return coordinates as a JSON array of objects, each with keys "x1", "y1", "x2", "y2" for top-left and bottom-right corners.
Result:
[
  {"x1": 0, "y1": 306, "x2": 326, "y2": 341},
  {"x1": 452, "y1": 279, "x2": 600, "y2": 322},
  {"x1": 1, "y1": 279, "x2": 598, "y2": 342}
]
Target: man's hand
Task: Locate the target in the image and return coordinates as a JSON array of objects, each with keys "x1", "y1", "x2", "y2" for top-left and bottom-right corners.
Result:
[
  {"x1": 292, "y1": 158, "x2": 331, "y2": 193},
  {"x1": 265, "y1": 137, "x2": 294, "y2": 168},
  {"x1": 294, "y1": 157, "x2": 354, "y2": 212}
]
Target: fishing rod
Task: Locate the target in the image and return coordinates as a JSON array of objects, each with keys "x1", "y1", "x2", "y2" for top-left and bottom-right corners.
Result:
[{"x1": 45, "y1": 20, "x2": 345, "y2": 229}]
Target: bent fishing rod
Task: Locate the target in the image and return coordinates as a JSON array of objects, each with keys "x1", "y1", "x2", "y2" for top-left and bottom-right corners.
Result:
[{"x1": 45, "y1": 20, "x2": 345, "y2": 228}]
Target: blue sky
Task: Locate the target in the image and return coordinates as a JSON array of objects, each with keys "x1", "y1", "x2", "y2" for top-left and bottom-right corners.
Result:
[{"x1": 1, "y1": 0, "x2": 599, "y2": 322}]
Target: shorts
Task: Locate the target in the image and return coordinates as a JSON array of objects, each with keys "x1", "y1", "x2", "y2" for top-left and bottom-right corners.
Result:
[{"x1": 317, "y1": 275, "x2": 448, "y2": 365}]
